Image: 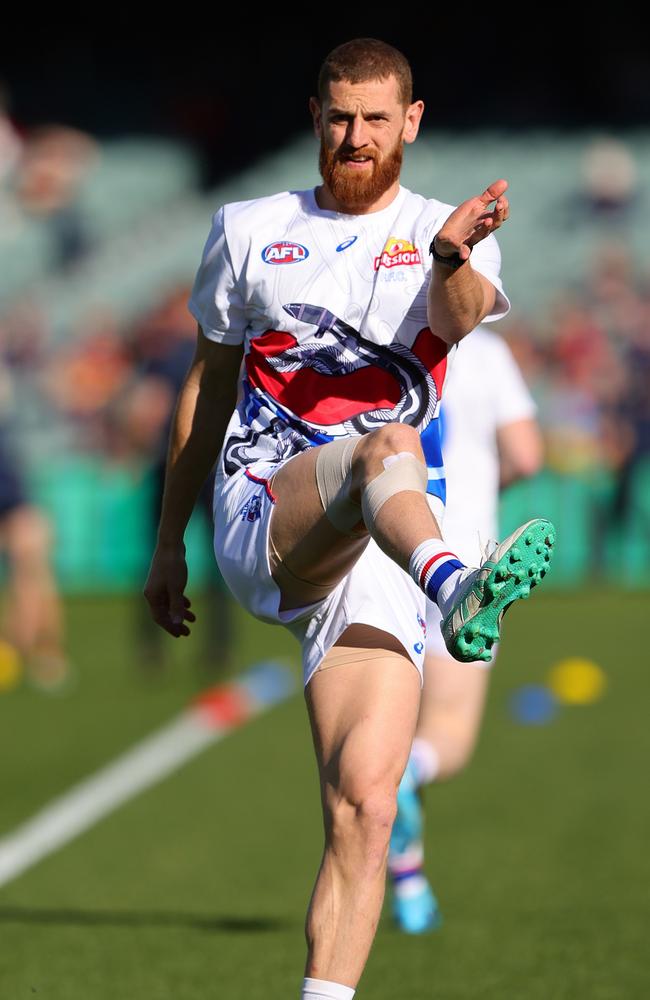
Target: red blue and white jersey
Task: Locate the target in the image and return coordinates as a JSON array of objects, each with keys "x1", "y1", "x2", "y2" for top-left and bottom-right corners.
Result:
[{"x1": 188, "y1": 186, "x2": 510, "y2": 505}]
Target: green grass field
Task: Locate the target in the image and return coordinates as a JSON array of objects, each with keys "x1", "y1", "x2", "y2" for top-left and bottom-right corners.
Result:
[{"x1": 0, "y1": 589, "x2": 648, "y2": 999}]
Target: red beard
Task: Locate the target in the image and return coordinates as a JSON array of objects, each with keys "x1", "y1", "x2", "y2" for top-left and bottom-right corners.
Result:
[{"x1": 318, "y1": 135, "x2": 403, "y2": 212}]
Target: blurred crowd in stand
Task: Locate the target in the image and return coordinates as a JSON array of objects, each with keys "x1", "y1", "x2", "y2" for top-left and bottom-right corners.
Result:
[{"x1": 506, "y1": 245, "x2": 650, "y2": 527}]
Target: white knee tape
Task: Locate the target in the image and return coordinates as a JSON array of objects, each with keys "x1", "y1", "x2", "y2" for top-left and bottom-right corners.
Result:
[
  {"x1": 316, "y1": 439, "x2": 428, "y2": 535},
  {"x1": 360, "y1": 452, "x2": 427, "y2": 526},
  {"x1": 315, "y1": 436, "x2": 364, "y2": 535}
]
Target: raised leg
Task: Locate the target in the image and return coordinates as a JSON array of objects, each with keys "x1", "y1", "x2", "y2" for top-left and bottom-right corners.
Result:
[{"x1": 268, "y1": 423, "x2": 442, "y2": 612}]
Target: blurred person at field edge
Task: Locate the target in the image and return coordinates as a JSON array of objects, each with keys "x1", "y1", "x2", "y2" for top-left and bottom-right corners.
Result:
[
  {"x1": 387, "y1": 325, "x2": 543, "y2": 932},
  {"x1": 0, "y1": 425, "x2": 69, "y2": 691},
  {"x1": 128, "y1": 289, "x2": 234, "y2": 676}
]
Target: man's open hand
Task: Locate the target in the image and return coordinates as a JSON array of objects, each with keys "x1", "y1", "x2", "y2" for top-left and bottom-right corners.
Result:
[
  {"x1": 143, "y1": 543, "x2": 196, "y2": 638},
  {"x1": 434, "y1": 178, "x2": 510, "y2": 261}
]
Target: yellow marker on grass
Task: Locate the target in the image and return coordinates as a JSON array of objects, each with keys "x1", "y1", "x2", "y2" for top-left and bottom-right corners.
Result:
[
  {"x1": 0, "y1": 640, "x2": 22, "y2": 692},
  {"x1": 547, "y1": 657, "x2": 607, "y2": 706}
]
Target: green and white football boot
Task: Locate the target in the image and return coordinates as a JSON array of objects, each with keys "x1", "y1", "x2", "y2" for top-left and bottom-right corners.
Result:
[{"x1": 441, "y1": 518, "x2": 556, "y2": 663}]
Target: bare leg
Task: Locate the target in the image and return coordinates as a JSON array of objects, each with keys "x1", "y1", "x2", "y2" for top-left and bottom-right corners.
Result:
[
  {"x1": 269, "y1": 429, "x2": 438, "y2": 984},
  {"x1": 304, "y1": 625, "x2": 421, "y2": 987},
  {"x1": 0, "y1": 506, "x2": 66, "y2": 671}
]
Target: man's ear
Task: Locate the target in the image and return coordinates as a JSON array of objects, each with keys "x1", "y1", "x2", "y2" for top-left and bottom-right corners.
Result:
[
  {"x1": 403, "y1": 99, "x2": 425, "y2": 145},
  {"x1": 309, "y1": 96, "x2": 322, "y2": 138}
]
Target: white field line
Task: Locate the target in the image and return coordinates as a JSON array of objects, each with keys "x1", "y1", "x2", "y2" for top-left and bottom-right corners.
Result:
[{"x1": 0, "y1": 664, "x2": 294, "y2": 888}]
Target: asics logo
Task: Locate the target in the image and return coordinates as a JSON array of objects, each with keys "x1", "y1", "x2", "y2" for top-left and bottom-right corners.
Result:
[{"x1": 336, "y1": 236, "x2": 358, "y2": 252}]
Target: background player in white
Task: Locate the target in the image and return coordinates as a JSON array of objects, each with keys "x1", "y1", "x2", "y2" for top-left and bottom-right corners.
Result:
[
  {"x1": 388, "y1": 326, "x2": 544, "y2": 933},
  {"x1": 144, "y1": 39, "x2": 555, "y2": 1000}
]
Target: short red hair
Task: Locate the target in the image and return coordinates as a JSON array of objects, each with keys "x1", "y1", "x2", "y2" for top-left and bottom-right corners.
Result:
[{"x1": 317, "y1": 38, "x2": 413, "y2": 109}]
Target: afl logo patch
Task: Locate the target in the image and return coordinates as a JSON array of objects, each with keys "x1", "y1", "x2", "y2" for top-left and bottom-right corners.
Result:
[
  {"x1": 336, "y1": 235, "x2": 358, "y2": 252},
  {"x1": 262, "y1": 241, "x2": 309, "y2": 265}
]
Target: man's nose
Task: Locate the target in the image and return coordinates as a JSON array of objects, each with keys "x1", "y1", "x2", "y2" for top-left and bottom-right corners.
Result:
[{"x1": 346, "y1": 116, "x2": 369, "y2": 149}]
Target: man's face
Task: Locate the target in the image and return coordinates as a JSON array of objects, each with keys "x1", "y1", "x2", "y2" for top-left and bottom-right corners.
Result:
[{"x1": 310, "y1": 75, "x2": 423, "y2": 212}]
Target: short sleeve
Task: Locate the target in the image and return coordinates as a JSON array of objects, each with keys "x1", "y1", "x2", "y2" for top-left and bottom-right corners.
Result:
[
  {"x1": 489, "y1": 336, "x2": 537, "y2": 426},
  {"x1": 465, "y1": 232, "x2": 511, "y2": 322},
  {"x1": 187, "y1": 206, "x2": 247, "y2": 345}
]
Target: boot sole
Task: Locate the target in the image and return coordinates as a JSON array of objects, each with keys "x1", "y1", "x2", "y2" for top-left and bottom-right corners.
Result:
[{"x1": 444, "y1": 519, "x2": 556, "y2": 662}]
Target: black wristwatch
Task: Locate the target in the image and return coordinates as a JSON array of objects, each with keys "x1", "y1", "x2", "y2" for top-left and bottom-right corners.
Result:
[{"x1": 429, "y1": 236, "x2": 469, "y2": 270}]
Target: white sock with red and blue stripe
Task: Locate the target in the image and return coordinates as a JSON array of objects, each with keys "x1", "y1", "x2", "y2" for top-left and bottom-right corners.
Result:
[{"x1": 409, "y1": 539, "x2": 470, "y2": 616}]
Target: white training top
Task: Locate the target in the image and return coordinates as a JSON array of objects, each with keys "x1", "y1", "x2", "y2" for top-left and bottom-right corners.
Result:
[
  {"x1": 188, "y1": 185, "x2": 510, "y2": 506},
  {"x1": 439, "y1": 326, "x2": 537, "y2": 563}
]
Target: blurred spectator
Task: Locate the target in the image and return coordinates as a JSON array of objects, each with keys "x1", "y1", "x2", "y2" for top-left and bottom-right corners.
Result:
[
  {"x1": 15, "y1": 124, "x2": 98, "y2": 268},
  {"x1": 576, "y1": 136, "x2": 639, "y2": 224},
  {"x1": 0, "y1": 83, "x2": 22, "y2": 180},
  {"x1": 0, "y1": 82, "x2": 24, "y2": 234},
  {"x1": 0, "y1": 83, "x2": 23, "y2": 187},
  {"x1": 536, "y1": 369, "x2": 603, "y2": 475},
  {"x1": 43, "y1": 307, "x2": 133, "y2": 452}
]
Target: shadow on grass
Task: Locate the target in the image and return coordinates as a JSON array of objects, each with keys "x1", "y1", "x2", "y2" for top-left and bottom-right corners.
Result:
[{"x1": 0, "y1": 905, "x2": 292, "y2": 933}]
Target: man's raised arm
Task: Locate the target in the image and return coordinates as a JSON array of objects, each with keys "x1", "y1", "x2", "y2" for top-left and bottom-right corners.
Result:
[
  {"x1": 143, "y1": 326, "x2": 243, "y2": 637},
  {"x1": 427, "y1": 178, "x2": 510, "y2": 345}
]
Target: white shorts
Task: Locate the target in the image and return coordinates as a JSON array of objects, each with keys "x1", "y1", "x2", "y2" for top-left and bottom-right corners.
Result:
[{"x1": 212, "y1": 457, "x2": 444, "y2": 687}]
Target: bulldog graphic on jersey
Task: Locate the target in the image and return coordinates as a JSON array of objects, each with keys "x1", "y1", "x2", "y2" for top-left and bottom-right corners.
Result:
[{"x1": 223, "y1": 301, "x2": 449, "y2": 502}]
